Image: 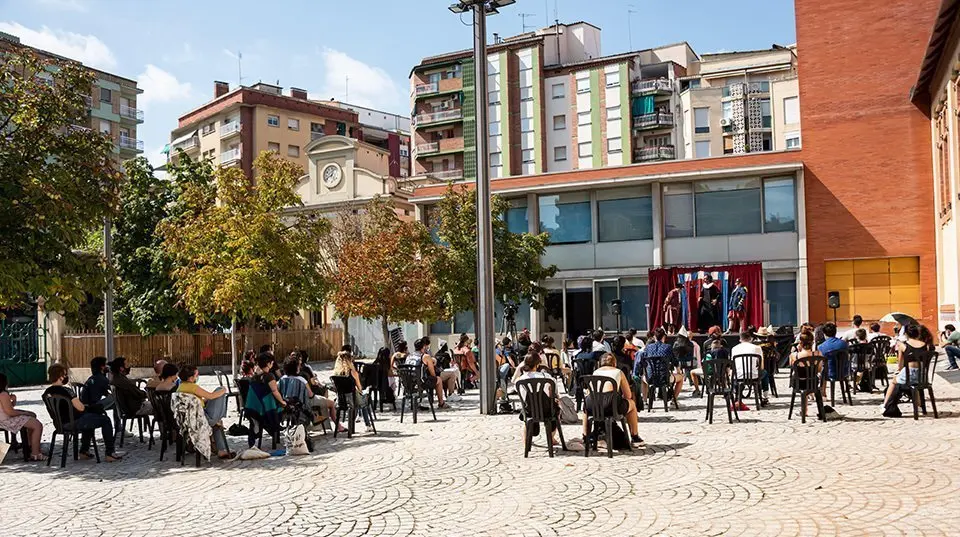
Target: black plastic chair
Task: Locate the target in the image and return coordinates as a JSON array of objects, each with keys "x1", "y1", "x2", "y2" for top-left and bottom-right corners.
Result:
[
  {"x1": 215, "y1": 370, "x2": 242, "y2": 418},
  {"x1": 824, "y1": 349, "x2": 854, "y2": 406},
  {"x1": 847, "y1": 343, "x2": 873, "y2": 393},
  {"x1": 761, "y1": 345, "x2": 780, "y2": 397},
  {"x1": 644, "y1": 356, "x2": 678, "y2": 412},
  {"x1": 114, "y1": 390, "x2": 150, "y2": 448},
  {"x1": 516, "y1": 377, "x2": 567, "y2": 458},
  {"x1": 902, "y1": 350, "x2": 939, "y2": 420},
  {"x1": 702, "y1": 358, "x2": 739, "y2": 424},
  {"x1": 733, "y1": 353, "x2": 765, "y2": 409},
  {"x1": 331, "y1": 375, "x2": 376, "y2": 437},
  {"x1": 788, "y1": 356, "x2": 825, "y2": 423},
  {"x1": 42, "y1": 393, "x2": 101, "y2": 468},
  {"x1": 571, "y1": 355, "x2": 598, "y2": 412},
  {"x1": 581, "y1": 375, "x2": 632, "y2": 458},
  {"x1": 1, "y1": 428, "x2": 29, "y2": 461},
  {"x1": 397, "y1": 364, "x2": 437, "y2": 424},
  {"x1": 871, "y1": 336, "x2": 893, "y2": 389}
]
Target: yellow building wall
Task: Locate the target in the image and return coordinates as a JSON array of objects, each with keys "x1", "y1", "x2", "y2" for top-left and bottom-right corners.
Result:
[{"x1": 824, "y1": 257, "x2": 921, "y2": 322}]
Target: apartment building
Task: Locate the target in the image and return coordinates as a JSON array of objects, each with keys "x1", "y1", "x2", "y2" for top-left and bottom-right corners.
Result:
[
  {"x1": 911, "y1": 0, "x2": 960, "y2": 326},
  {"x1": 680, "y1": 46, "x2": 800, "y2": 159},
  {"x1": 0, "y1": 31, "x2": 144, "y2": 160},
  {"x1": 170, "y1": 81, "x2": 410, "y2": 179}
]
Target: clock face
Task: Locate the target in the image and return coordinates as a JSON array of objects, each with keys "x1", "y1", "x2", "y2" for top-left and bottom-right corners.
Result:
[{"x1": 322, "y1": 163, "x2": 342, "y2": 188}]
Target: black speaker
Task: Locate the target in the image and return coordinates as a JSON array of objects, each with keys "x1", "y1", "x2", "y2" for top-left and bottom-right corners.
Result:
[
  {"x1": 827, "y1": 291, "x2": 841, "y2": 310},
  {"x1": 610, "y1": 299, "x2": 622, "y2": 316}
]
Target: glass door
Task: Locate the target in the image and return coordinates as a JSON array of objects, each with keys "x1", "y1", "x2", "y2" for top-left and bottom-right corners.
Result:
[
  {"x1": 563, "y1": 280, "x2": 593, "y2": 343},
  {"x1": 594, "y1": 279, "x2": 622, "y2": 335}
]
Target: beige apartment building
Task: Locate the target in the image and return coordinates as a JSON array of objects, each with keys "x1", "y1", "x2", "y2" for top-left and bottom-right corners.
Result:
[
  {"x1": 170, "y1": 82, "x2": 410, "y2": 180},
  {"x1": 680, "y1": 46, "x2": 800, "y2": 159}
]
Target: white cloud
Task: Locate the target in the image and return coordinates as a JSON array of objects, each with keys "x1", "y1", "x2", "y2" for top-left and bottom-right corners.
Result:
[
  {"x1": 317, "y1": 47, "x2": 402, "y2": 111},
  {"x1": 0, "y1": 21, "x2": 115, "y2": 70},
  {"x1": 35, "y1": 0, "x2": 87, "y2": 12},
  {"x1": 136, "y1": 64, "x2": 193, "y2": 109}
]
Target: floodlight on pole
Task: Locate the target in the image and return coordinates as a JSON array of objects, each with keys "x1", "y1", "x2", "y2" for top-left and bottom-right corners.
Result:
[{"x1": 446, "y1": 0, "x2": 513, "y2": 415}]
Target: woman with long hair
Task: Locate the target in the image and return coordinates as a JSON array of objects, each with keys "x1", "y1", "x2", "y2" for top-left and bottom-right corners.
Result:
[
  {"x1": 454, "y1": 334, "x2": 480, "y2": 386},
  {"x1": 333, "y1": 350, "x2": 374, "y2": 432},
  {"x1": 0, "y1": 373, "x2": 45, "y2": 461}
]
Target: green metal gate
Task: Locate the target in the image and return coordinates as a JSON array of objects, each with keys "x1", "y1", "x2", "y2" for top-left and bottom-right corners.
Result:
[{"x1": 0, "y1": 315, "x2": 47, "y2": 386}]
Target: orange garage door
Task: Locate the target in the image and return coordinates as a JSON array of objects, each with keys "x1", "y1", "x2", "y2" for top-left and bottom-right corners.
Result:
[{"x1": 824, "y1": 257, "x2": 920, "y2": 322}]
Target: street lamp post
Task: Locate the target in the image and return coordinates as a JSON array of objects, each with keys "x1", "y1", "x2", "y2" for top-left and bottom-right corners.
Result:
[
  {"x1": 449, "y1": 0, "x2": 514, "y2": 415},
  {"x1": 103, "y1": 216, "x2": 115, "y2": 361}
]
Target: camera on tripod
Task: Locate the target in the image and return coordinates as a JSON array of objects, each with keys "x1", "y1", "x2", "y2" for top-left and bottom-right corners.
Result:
[{"x1": 503, "y1": 302, "x2": 518, "y2": 321}]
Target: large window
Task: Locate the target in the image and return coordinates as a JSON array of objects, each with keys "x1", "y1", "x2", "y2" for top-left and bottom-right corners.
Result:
[
  {"x1": 694, "y1": 107, "x2": 710, "y2": 133},
  {"x1": 505, "y1": 198, "x2": 529, "y2": 234},
  {"x1": 539, "y1": 192, "x2": 591, "y2": 244},
  {"x1": 694, "y1": 178, "x2": 762, "y2": 236},
  {"x1": 597, "y1": 187, "x2": 653, "y2": 242},
  {"x1": 553, "y1": 115, "x2": 566, "y2": 130},
  {"x1": 552, "y1": 83, "x2": 565, "y2": 99},
  {"x1": 766, "y1": 276, "x2": 797, "y2": 327},
  {"x1": 597, "y1": 281, "x2": 649, "y2": 331},
  {"x1": 760, "y1": 98, "x2": 772, "y2": 128},
  {"x1": 783, "y1": 97, "x2": 799, "y2": 124},
  {"x1": 663, "y1": 184, "x2": 693, "y2": 238},
  {"x1": 721, "y1": 101, "x2": 733, "y2": 121},
  {"x1": 695, "y1": 141, "x2": 710, "y2": 158},
  {"x1": 763, "y1": 177, "x2": 797, "y2": 232}
]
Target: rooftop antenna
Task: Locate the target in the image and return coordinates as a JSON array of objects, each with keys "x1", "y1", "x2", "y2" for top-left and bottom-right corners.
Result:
[
  {"x1": 627, "y1": 5, "x2": 638, "y2": 51},
  {"x1": 225, "y1": 50, "x2": 244, "y2": 86},
  {"x1": 345, "y1": 75, "x2": 349, "y2": 103},
  {"x1": 520, "y1": 12, "x2": 535, "y2": 33}
]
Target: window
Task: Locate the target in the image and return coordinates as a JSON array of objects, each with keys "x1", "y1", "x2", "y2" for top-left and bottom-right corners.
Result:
[
  {"x1": 759, "y1": 98, "x2": 772, "y2": 129},
  {"x1": 785, "y1": 132, "x2": 801, "y2": 149},
  {"x1": 605, "y1": 71, "x2": 620, "y2": 88},
  {"x1": 607, "y1": 137, "x2": 622, "y2": 153},
  {"x1": 538, "y1": 192, "x2": 591, "y2": 244},
  {"x1": 429, "y1": 318, "x2": 452, "y2": 334},
  {"x1": 99, "y1": 87, "x2": 111, "y2": 103},
  {"x1": 98, "y1": 120, "x2": 110, "y2": 134},
  {"x1": 576, "y1": 78, "x2": 590, "y2": 93},
  {"x1": 761, "y1": 132, "x2": 773, "y2": 151},
  {"x1": 688, "y1": 79, "x2": 701, "y2": 89},
  {"x1": 521, "y1": 149, "x2": 534, "y2": 163},
  {"x1": 578, "y1": 142, "x2": 592, "y2": 158},
  {"x1": 578, "y1": 111, "x2": 591, "y2": 126},
  {"x1": 489, "y1": 121, "x2": 501, "y2": 136},
  {"x1": 287, "y1": 145, "x2": 300, "y2": 157},
  {"x1": 597, "y1": 280, "x2": 648, "y2": 331},
  {"x1": 694, "y1": 107, "x2": 710, "y2": 133},
  {"x1": 288, "y1": 118, "x2": 300, "y2": 131},
  {"x1": 551, "y1": 83, "x2": 565, "y2": 99},
  {"x1": 202, "y1": 149, "x2": 215, "y2": 161},
  {"x1": 496, "y1": 299, "x2": 531, "y2": 334},
  {"x1": 336, "y1": 122, "x2": 346, "y2": 136},
  {"x1": 428, "y1": 72, "x2": 441, "y2": 85},
  {"x1": 783, "y1": 96, "x2": 800, "y2": 124},
  {"x1": 490, "y1": 152, "x2": 502, "y2": 167},
  {"x1": 520, "y1": 87, "x2": 533, "y2": 101},
  {"x1": 723, "y1": 137, "x2": 734, "y2": 155},
  {"x1": 767, "y1": 276, "x2": 798, "y2": 327},
  {"x1": 597, "y1": 187, "x2": 653, "y2": 242},
  {"x1": 504, "y1": 198, "x2": 528, "y2": 234},
  {"x1": 520, "y1": 118, "x2": 533, "y2": 132},
  {"x1": 694, "y1": 178, "x2": 762, "y2": 236},
  {"x1": 663, "y1": 184, "x2": 693, "y2": 238},
  {"x1": 763, "y1": 177, "x2": 796, "y2": 232},
  {"x1": 554, "y1": 146, "x2": 567, "y2": 161},
  {"x1": 268, "y1": 142, "x2": 280, "y2": 153},
  {"x1": 695, "y1": 141, "x2": 711, "y2": 158},
  {"x1": 267, "y1": 115, "x2": 279, "y2": 127},
  {"x1": 488, "y1": 90, "x2": 500, "y2": 104},
  {"x1": 607, "y1": 106, "x2": 621, "y2": 121},
  {"x1": 553, "y1": 115, "x2": 566, "y2": 130},
  {"x1": 518, "y1": 69, "x2": 533, "y2": 88},
  {"x1": 201, "y1": 122, "x2": 215, "y2": 136},
  {"x1": 721, "y1": 101, "x2": 733, "y2": 121}
]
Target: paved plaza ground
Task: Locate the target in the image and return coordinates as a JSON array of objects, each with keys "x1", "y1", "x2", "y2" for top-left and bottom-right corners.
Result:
[{"x1": 2, "y1": 367, "x2": 959, "y2": 537}]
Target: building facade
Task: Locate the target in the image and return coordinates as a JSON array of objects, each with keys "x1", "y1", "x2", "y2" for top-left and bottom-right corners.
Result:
[
  {"x1": 170, "y1": 82, "x2": 410, "y2": 180},
  {"x1": 0, "y1": 31, "x2": 144, "y2": 160},
  {"x1": 911, "y1": 0, "x2": 960, "y2": 327}
]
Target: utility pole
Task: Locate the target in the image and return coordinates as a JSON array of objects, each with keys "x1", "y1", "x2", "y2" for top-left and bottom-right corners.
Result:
[
  {"x1": 627, "y1": 5, "x2": 637, "y2": 50},
  {"x1": 103, "y1": 217, "x2": 114, "y2": 361},
  {"x1": 519, "y1": 12, "x2": 535, "y2": 32}
]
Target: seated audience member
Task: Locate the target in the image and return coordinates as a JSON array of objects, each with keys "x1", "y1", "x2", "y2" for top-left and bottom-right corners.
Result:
[
  {"x1": 145, "y1": 359, "x2": 167, "y2": 389},
  {"x1": 176, "y1": 365, "x2": 234, "y2": 459},
  {"x1": 454, "y1": 334, "x2": 481, "y2": 386},
  {"x1": 817, "y1": 322, "x2": 849, "y2": 392},
  {"x1": 44, "y1": 364, "x2": 122, "y2": 461},
  {"x1": 82, "y1": 356, "x2": 115, "y2": 410},
  {"x1": 109, "y1": 356, "x2": 152, "y2": 417},
  {"x1": 433, "y1": 341, "x2": 462, "y2": 401},
  {"x1": 591, "y1": 329, "x2": 611, "y2": 354},
  {"x1": 672, "y1": 333, "x2": 696, "y2": 392},
  {"x1": 244, "y1": 354, "x2": 287, "y2": 446},
  {"x1": 405, "y1": 338, "x2": 447, "y2": 408},
  {"x1": 391, "y1": 341, "x2": 409, "y2": 389},
  {"x1": 155, "y1": 363, "x2": 180, "y2": 392},
  {"x1": 280, "y1": 355, "x2": 341, "y2": 432},
  {"x1": 789, "y1": 331, "x2": 823, "y2": 417},
  {"x1": 882, "y1": 324, "x2": 933, "y2": 417},
  {"x1": 731, "y1": 330, "x2": 770, "y2": 407},
  {"x1": 585, "y1": 353, "x2": 643, "y2": 446},
  {"x1": 700, "y1": 326, "x2": 726, "y2": 359},
  {"x1": 940, "y1": 324, "x2": 960, "y2": 371},
  {"x1": 495, "y1": 337, "x2": 517, "y2": 397},
  {"x1": 867, "y1": 323, "x2": 883, "y2": 342},
  {"x1": 635, "y1": 328, "x2": 679, "y2": 402},
  {"x1": 0, "y1": 373, "x2": 45, "y2": 461},
  {"x1": 842, "y1": 315, "x2": 865, "y2": 341},
  {"x1": 690, "y1": 340, "x2": 729, "y2": 395},
  {"x1": 333, "y1": 351, "x2": 374, "y2": 432},
  {"x1": 372, "y1": 346, "x2": 397, "y2": 401},
  {"x1": 854, "y1": 328, "x2": 869, "y2": 345},
  {"x1": 516, "y1": 353, "x2": 561, "y2": 446},
  {"x1": 610, "y1": 335, "x2": 634, "y2": 375}
]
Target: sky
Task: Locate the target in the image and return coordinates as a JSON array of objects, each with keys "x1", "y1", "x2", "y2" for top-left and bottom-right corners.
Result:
[{"x1": 0, "y1": 0, "x2": 796, "y2": 168}]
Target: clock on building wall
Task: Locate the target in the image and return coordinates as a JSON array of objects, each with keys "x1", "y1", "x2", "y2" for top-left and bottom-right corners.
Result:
[{"x1": 321, "y1": 163, "x2": 343, "y2": 189}]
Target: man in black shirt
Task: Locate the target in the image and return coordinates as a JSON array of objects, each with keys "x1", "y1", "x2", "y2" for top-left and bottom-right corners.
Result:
[
  {"x1": 82, "y1": 356, "x2": 115, "y2": 411},
  {"x1": 109, "y1": 357, "x2": 151, "y2": 417},
  {"x1": 43, "y1": 364, "x2": 122, "y2": 462}
]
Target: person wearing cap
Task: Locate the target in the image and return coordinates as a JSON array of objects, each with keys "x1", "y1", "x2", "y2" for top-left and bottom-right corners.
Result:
[{"x1": 701, "y1": 325, "x2": 727, "y2": 358}]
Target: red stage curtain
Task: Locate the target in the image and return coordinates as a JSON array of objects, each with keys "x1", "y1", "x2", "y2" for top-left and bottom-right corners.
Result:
[
  {"x1": 647, "y1": 268, "x2": 673, "y2": 331},
  {"x1": 686, "y1": 278, "x2": 703, "y2": 333},
  {"x1": 725, "y1": 263, "x2": 764, "y2": 330},
  {"x1": 647, "y1": 263, "x2": 764, "y2": 334}
]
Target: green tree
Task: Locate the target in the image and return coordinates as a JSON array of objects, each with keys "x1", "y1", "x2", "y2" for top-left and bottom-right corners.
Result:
[
  {"x1": 327, "y1": 198, "x2": 443, "y2": 348},
  {"x1": 160, "y1": 151, "x2": 330, "y2": 372},
  {"x1": 0, "y1": 43, "x2": 120, "y2": 313},
  {"x1": 112, "y1": 157, "x2": 194, "y2": 334},
  {"x1": 431, "y1": 185, "x2": 557, "y2": 331}
]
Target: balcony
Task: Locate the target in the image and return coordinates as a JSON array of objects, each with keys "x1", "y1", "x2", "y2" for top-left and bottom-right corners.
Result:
[
  {"x1": 632, "y1": 78, "x2": 673, "y2": 94},
  {"x1": 634, "y1": 145, "x2": 676, "y2": 162},
  {"x1": 415, "y1": 109, "x2": 463, "y2": 126},
  {"x1": 310, "y1": 131, "x2": 325, "y2": 141},
  {"x1": 414, "y1": 77, "x2": 463, "y2": 98},
  {"x1": 119, "y1": 104, "x2": 144, "y2": 123},
  {"x1": 172, "y1": 135, "x2": 200, "y2": 152},
  {"x1": 415, "y1": 82, "x2": 438, "y2": 95},
  {"x1": 220, "y1": 148, "x2": 241, "y2": 166},
  {"x1": 220, "y1": 121, "x2": 241, "y2": 139},
  {"x1": 633, "y1": 112, "x2": 674, "y2": 130},
  {"x1": 429, "y1": 169, "x2": 464, "y2": 180},
  {"x1": 416, "y1": 142, "x2": 439, "y2": 154},
  {"x1": 118, "y1": 136, "x2": 144, "y2": 153},
  {"x1": 416, "y1": 137, "x2": 464, "y2": 156}
]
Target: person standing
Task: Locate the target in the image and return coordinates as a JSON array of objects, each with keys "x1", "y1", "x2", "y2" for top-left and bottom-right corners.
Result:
[
  {"x1": 727, "y1": 278, "x2": 748, "y2": 333},
  {"x1": 663, "y1": 282, "x2": 683, "y2": 335},
  {"x1": 698, "y1": 274, "x2": 721, "y2": 332}
]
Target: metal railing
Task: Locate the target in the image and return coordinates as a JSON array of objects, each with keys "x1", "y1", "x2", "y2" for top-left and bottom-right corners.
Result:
[
  {"x1": 119, "y1": 104, "x2": 144, "y2": 122},
  {"x1": 118, "y1": 136, "x2": 144, "y2": 152},
  {"x1": 310, "y1": 131, "x2": 325, "y2": 141},
  {"x1": 220, "y1": 148, "x2": 241, "y2": 164},
  {"x1": 416, "y1": 142, "x2": 440, "y2": 154},
  {"x1": 429, "y1": 169, "x2": 463, "y2": 180},
  {"x1": 220, "y1": 121, "x2": 241, "y2": 138},
  {"x1": 173, "y1": 136, "x2": 199, "y2": 151},
  {"x1": 633, "y1": 78, "x2": 673, "y2": 93},
  {"x1": 634, "y1": 145, "x2": 676, "y2": 161},
  {"x1": 415, "y1": 82, "x2": 438, "y2": 95},
  {"x1": 414, "y1": 109, "x2": 462, "y2": 125},
  {"x1": 633, "y1": 112, "x2": 674, "y2": 129}
]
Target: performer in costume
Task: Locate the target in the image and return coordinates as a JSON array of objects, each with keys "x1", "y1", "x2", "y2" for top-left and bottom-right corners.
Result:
[
  {"x1": 727, "y1": 278, "x2": 748, "y2": 333},
  {"x1": 698, "y1": 274, "x2": 721, "y2": 331},
  {"x1": 663, "y1": 282, "x2": 683, "y2": 335}
]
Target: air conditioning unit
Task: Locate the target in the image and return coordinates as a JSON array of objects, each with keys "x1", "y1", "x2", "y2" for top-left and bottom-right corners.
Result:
[{"x1": 719, "y1": 118, "x2": 733, "y2": 127}]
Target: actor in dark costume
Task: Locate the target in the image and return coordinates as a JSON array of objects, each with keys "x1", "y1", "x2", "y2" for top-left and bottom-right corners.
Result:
[
  {"x1": 663, "y1": 282, "x2": 683, "y2": 335},
  {"x1": 698, "y1": 274, "x2": 721, "y2": 331}
]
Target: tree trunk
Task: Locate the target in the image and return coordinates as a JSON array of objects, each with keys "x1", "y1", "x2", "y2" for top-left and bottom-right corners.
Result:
[
  {"x1": 340, "y1": 314, "x2": 351, "y2": 351},
  {"x1": 230, "y1": 317, "x2": 238, "y2": 378},
  {"x1": 381, "y1": 315, "x2": 392, "y2": 353},
  {"x1": 244, "y1": 315, "x2": 257, "y2": 353}
]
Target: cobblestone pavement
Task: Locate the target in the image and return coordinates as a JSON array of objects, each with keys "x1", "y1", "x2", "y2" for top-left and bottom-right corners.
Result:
[{"x1": 2, "y1": 369, "x2": 960, "y2": 537}]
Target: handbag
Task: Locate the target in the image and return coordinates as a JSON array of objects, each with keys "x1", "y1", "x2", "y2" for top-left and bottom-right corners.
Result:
[{"x1": 284, "y1": 424, "x2": 310, "y2": 456}]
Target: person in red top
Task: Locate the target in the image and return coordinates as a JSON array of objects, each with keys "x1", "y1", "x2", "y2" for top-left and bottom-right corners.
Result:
[{"x1": 663, "y1": 282, "x2": 683, "y2": 335}]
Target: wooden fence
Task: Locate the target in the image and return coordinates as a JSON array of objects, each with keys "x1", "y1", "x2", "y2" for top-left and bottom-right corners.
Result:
[{"x1": 61, "y1": 327, "x2": 343, "y2": 368}]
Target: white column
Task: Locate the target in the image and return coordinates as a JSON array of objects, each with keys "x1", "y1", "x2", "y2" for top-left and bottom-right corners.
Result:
[
  {"x1": 527, "y1": 192, "x2": 540, "y2": 338},
  {"x1": 795, "y1": 167, "x2": 810, "y2": 323},
  {"x1": 651, "y1": 181, "x2": 664, "y2": 268}
]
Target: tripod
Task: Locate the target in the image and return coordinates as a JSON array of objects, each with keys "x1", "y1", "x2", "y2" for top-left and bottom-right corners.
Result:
[{"x1": 496, "y1": 311, "x2": 519, "y2": 412}]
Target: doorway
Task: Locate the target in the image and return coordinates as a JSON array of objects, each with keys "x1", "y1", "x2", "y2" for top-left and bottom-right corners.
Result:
[{"x1": 564, "y1": 280, "x2": 593, "y2": 341}]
